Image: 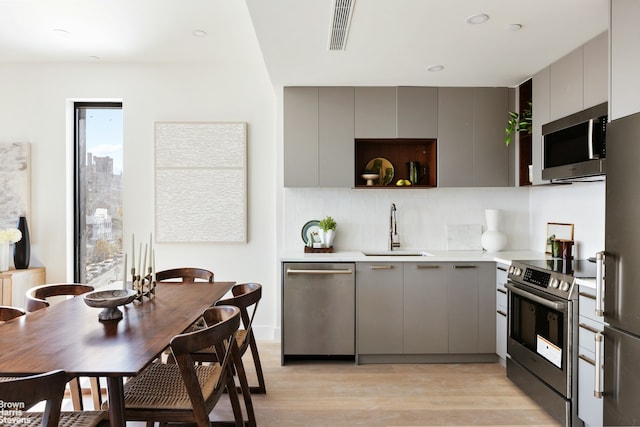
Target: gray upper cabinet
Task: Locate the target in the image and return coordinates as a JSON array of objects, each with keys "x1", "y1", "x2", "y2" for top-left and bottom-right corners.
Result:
[
  {"x1": 583, "y1": 31, "x2": 608, "y2": 110},
  {"x1": 438, "y1": 88, "x2": 474, "y2": 187},
  {"x1": 549, "y1": 47, "x2": 584, "y2": 121},
  {"x1": 283, "y1": 87, "x2": 354, "y2": 187},
  {"x1": 354, "y1": 87, "x2": 438, "y2": 139},
  {"x1": 611, "y1": 1, "x2": 640, "y2": 120},
  {"x1": 397, "y1": 87, "x2": 438, "y2": 138},
  {"x1": 438, "y1": 88, "x2": 509, "y2": 187},
  {"x1": 473, "y1": 88, "x2": 510, "y2": 187},
  {"x1": 318, "y1": 87, "x2": 355, "y2": 187},
  {"x1": 354, "y1": 87, "x2": 397, "y2": 138},
  {"x1": 284, "y1": 87, "x2": 319, "y2": 187}
]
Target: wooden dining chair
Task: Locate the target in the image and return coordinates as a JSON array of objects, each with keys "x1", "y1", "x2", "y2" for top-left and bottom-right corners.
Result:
[
  {"x1": 154, "y1": 267, "x2": 214, "y2": 283},
  {"x1": 0, "y1": 370, "x2": 108, "y2": 427},
  {"x1": 25, "y1": 283, "x2": 95, "y2": 312},
  {"x1": 119, "y1": 305, "x2": 244, "y2": 427},
  {"x1": 195, "y1": 282, "x2": 267, "y2": 394},
  {"x1": 24, "y1": 283, "x2": 102, "y2": 412},
  {"x1": 0, "y1": 305, "x2": 26, "y2": 322}
]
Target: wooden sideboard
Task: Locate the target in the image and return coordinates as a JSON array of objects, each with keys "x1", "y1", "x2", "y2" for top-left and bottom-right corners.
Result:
[{"x1": 0, "y1": 267, "x2": 46, "y2": 308}]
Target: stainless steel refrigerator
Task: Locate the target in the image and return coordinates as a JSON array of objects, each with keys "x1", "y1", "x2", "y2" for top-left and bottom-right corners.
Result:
[{"x1": 604, "y1": 112, "x2": 640, "y2": 426}]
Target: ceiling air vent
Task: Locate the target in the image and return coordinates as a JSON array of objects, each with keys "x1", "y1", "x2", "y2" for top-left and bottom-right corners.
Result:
[{"x1": 328, "y1": 0, "x2": 356, "y2": 51}]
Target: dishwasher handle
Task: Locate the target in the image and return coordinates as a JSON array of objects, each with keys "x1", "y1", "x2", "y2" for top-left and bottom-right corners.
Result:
[{"x1": 286, "y1": 268, "x2": 353, "y2": 275}]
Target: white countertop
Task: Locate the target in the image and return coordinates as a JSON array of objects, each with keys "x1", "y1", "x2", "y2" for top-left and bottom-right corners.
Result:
[
  {"x1": 280, "y1": 249, "x2": 549, "y2": 264},
  {"x1": 576, "y1": 278, "x2": 597, "y2": 289}
]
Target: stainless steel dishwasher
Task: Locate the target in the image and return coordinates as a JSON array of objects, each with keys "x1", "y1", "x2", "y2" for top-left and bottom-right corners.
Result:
[{"x1": 282, "y1": 262, "x2": 355, "y2": 364}]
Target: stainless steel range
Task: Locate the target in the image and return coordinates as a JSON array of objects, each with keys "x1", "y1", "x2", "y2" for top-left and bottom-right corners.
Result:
[{"x1": 506, "y1": 259, "x2": 596, "y2": 427}]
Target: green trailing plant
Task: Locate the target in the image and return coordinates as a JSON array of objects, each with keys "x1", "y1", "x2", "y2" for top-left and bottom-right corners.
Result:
[
  {"x1": 505, "y1": 101, "x2": 532, "y2": 146},
  {"x1": 318, "y1": 216, "x2": 337, "y2": 231}
]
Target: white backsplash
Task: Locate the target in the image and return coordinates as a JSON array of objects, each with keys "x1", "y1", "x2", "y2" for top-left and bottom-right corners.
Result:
[
  {"x1": 528, "y1": 181, "x2": 605, "y2": 259},
  {"x1": 283, "y1": 182, "x2": 605, "y2": 257},
  {"x1": 283, "y1": 187, "x2": 531, "y2": 252}
]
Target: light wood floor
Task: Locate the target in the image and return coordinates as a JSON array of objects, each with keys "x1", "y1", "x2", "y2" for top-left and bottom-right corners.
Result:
[{"x1": 71, "y1": 342, "x2": 561, "y2": 426}]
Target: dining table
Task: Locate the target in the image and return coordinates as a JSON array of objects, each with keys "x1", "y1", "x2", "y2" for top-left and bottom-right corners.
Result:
[{"x1": 0, "y1": 280, "x2": 235, "y2": 427}]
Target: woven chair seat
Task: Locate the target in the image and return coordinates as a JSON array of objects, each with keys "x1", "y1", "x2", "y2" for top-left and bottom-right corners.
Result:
[
  {"x1": 123, "y1": 362, "x2": 221, "y2": 410},
  {"x1": 4, "y1": 411, "x2": 108, "y2": 427},
  {"x1": 194, "y1": 330, "x2": 247, "y2": 357}
]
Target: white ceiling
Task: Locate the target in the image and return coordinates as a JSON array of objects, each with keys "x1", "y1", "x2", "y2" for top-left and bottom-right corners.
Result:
[{"x1": 0, "y1": 0, "x2": 609, "y2": 88}]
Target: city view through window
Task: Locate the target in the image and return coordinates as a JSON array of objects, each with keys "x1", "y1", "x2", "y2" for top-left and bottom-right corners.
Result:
[{"x1": 76, "y1": 104, "x2": 123, "y2": 289}]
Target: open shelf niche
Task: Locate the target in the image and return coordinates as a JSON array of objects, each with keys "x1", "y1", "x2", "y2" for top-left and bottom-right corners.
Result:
[
  {"x1": 518, "y1": 79, "x2": 532, "y2": 186},
  {"x1": 354, "y1": 138, "x2": 437, "y2": 188}
]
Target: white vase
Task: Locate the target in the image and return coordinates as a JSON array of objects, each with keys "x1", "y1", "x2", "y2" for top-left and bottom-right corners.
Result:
[
  {"x1": 481, "y1": 209, "x2": 507, "y2": 252},
  {"x1": 325, "y1": 229, "x2": 335, "y2": 248},
  {"x1": 317, "y1": 229, "x2": 335, "y2": 248},
  {"x1": 0, "y1": 241, "x2": 9, "y2": 272}
]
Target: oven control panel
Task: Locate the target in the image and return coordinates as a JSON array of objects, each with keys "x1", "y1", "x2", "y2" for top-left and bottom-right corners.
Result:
[
  {"x1": 508, "y1": 262, "x2": 577, "y2": 299},
  {"x1": 523, "y1": 268, "x2": 550, "y2": 288}
]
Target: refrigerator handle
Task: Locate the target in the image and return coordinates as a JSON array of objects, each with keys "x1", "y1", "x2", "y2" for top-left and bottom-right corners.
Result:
[
  {"x1": 594, "y1": 332, "x2": 604, "y2": 398},
  {"x1": 595, "y1": 251, "x2": 605, "y2": 317}
]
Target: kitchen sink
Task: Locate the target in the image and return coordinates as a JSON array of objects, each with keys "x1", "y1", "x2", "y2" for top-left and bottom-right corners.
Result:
[{"x1": 361, "y1": 250, "x2": 434, "y2": 257}]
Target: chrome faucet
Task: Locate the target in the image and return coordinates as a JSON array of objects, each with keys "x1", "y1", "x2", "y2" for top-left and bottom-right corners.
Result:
[{"x1": 389, "y1": 203, "x2": 400, "y2": 250}]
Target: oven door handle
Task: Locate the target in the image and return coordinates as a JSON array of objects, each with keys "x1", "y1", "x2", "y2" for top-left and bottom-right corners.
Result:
[{"x1": 505, "y1": 282, "x2": 568, "y2": 311}]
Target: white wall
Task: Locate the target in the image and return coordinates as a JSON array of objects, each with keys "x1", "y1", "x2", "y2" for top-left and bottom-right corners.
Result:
[{"x1": 0, "y1": 47, "x2": 279, "y2": 338}]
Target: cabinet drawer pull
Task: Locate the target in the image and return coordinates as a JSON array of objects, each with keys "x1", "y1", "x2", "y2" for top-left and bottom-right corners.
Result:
[
  {"x1": 497, "y1": 288, "x2": 507, "y2": 295},
  {"x1": 370, "y1": 265, "x2": 394, "y2": 270},
  {"x1": 416, "y1": 265, "x2": 440, "y2": 269},
  {"x1": 497, "y1": 310, "x2": 507, "y2": 317},
  {"x1": 579, "y1": 354, "x2": 596, "y2": 366},
  {"x1": 286, "y1": 269, "x2": 353, "y2": 275},
  {"x1": 579, "y1": 292, "x2": 596, "y2": 301},
  {"x1": 579, "y1": 323, "x2": 601, "y2": 334},
  {"x1": 454, "y1": 265, "x2": 477, "y2": 269},
  {"x1": 497, "y1": 266, "x2": 508, "y2": 272}
]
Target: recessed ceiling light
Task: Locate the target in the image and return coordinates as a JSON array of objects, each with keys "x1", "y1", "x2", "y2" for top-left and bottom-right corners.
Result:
[
  {"x1": 466, "y1": 14, "x2": 489, "y2": 25},
  {"x1": 192, "y1": 29, "x2": 207, "y2": 37},
  {"x1": 506, "y1": 24, "x2": 523, "y2": 32},
  {"x1": 427, "y1": 65, "x2": 444, "y2": 72}
]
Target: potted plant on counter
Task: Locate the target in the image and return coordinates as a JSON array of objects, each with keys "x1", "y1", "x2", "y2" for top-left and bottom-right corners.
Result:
[{"x1": 318, "y1": 216, "x2": 337, "y2": 248}]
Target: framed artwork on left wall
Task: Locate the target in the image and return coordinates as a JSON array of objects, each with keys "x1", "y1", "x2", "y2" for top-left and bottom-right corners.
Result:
[{"x1": 0, "y1": 142, "x2": 30, "y2": 230}]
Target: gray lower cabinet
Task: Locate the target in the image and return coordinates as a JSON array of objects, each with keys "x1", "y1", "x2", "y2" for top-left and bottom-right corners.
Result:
[
  {"x1": 403, "y1": 263, "x2": 449, "y2": 353},
  {"x1": 356, "y1": 262, "x2": 403, "y2": 354},
  {"x1": 357, "y1": 261, "x2": 496, "y2": 361},
  {"x1": 449, "y1": 262, "x2": 496, "y2": 353},
  {"x1": 495, "y1": 263, "x2": 508, "y2": 361}
]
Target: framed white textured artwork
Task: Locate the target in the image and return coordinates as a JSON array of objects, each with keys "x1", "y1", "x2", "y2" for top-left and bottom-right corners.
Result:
[
  {"x1": 154, "y1": 122, "x2": 247, "y2": 243},
  {"x1": 0, "y1": 142, "x2": 30, "y2": 230}
]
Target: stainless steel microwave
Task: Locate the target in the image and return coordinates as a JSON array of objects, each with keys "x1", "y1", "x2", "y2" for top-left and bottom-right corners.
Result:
[{"x1": 542, "y1": 102, "x2": 607, "y2": 182}]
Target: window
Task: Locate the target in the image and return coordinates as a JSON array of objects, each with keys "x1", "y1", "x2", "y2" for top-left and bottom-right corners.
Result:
[{"x1": 74, "y1": 102, "x2": 123, "y2": 287}]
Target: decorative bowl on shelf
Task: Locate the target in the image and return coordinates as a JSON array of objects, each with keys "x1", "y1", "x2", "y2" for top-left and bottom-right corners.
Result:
[
  {"x1": 83, "y1": 289, "x2": 137, "y2": 321},
  {"x1": 361, "y1": 173, "x2": 380, "y2": 186}
]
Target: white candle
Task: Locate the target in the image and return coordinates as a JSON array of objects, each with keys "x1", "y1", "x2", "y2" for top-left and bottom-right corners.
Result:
[
  {"x1": 138, "y1": 243, "x2": 142, "y2": 277},
  {"x1": 152, "y1": 249, "x2": 156, "y2": 283},
  {"x1": 149, "y1": 232, "x2": 153, "y2": 272},
  {"x1": 122, "y1": 253, "x2": 127, "y2": 290},
  {"x1": 131, "y1": 233, "x2": 135, "y2": 275},
  {"x1": 142, "y1": 243, "x2": 148, "y2": 281}
]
